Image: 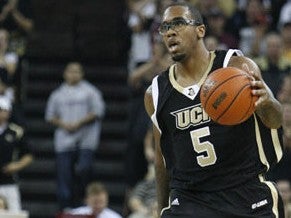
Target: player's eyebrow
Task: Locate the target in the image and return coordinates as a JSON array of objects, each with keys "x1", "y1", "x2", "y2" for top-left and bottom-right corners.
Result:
[{"x1": 162, "y1": 17, "x2": 186, "y2": 23}]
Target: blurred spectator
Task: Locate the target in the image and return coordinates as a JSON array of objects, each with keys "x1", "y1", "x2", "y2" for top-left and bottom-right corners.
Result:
[
  {"x1": 149, "y1": 0, "x2": 174, "y2": 45},
  {"x1": 45, "y1": 62, "x2": 105, "y2": 210},
  {"x1": 127, "y1": 127, "x2": 157, "y2": 218},
  {"x1": 0, "y1": 195, "x2": 8, "y2": 210},
  {"x1": 276, "y1": 180, "x2": 291, "y2": 218},
  {"x1": 127, "y1": 42, "x2": 171, "y2": 89},
  {"x1": 125, "y1": 41, "x2": 171, "y2": 189},
  {"x1": 0, "y1": 28, "x2": 23, "y2": 113},
  {"x1": 0, "y1": 66, "x2": 25, "y2": 127},
  {"x1": 0, "y1": 0, "x2": 34, "y2": 56},
  {"x1": 269, "y1": 0, "x2": 287, "y2": 30},
  {"x1": 278, "y1": 73, "x2": 291, "y2": 146},
  {"x1": 283, "y1": 103, "x2": 291, "y2": 147},
  {"x1": 0, "y1": 96, "x2": 33, "y2": 212},
  {"x1": 278, "y1": 72, "x2": 291, "y2": 103},
  {"x1": 205, "y1": 8, "x2": 238, "y2": 49},
  {"x1": 278, "y1": 0, "x2": 291, "y2": 28},
  {"x1": 236, "y1": 0, "x2": 272, "y2": 12},
  {"x1": 189, "y1": 0, "x2": 236, "y2": 18},
  {"x1": 237, "y1": 0, "x2": 270, "y2": 57},
  {"x1": 0, "y1": 66, "x2": 13, "y2": 102},
  {"x1": 279, "y1": 20, "x2": 291, "y2": 62},
  {"x1": 67, "y1": 182, "x2": 122, "y2": 218},
  {"x1": 254, "y1": 32, "x2": 290, "y2": 96},
  {"x1": 268, "y1": 73, "x2": 291, "y2": 184},
  {"x1": 0, "y1": 28, "x2": 18, "y2": 77},
  {"x1": 217, "y1": 0, "x2": 236, "y2": 17},
  {"x1": 127, "y1": 0, "x2": 156, "y2": 72},
  {"x1": 192, "y1": 0, "x2": 221, "y2": 18},
  {"x1": 124, "y1": 40, "x2": 170, "y2": 216},
  {"x1": 204, "y1": 35, "x2": 219, "y2": 51},
  {"x1": 0, "y1": 0, "x2": 33, "y2": 105}
]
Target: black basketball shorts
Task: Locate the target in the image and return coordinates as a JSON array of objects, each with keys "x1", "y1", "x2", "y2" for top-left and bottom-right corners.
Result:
[{"x1": 161, "y1": 179, "x2": 284, "y2": 218}]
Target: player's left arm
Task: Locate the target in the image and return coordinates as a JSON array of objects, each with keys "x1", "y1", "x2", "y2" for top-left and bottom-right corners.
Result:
[{"x1": 228, "y1": 56, "x2": 283, "y2": 129}]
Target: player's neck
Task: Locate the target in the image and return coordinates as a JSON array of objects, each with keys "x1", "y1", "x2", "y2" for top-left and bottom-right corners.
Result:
[{"x1": 176, "y1": 46, "x2": 210, "y2": 83}]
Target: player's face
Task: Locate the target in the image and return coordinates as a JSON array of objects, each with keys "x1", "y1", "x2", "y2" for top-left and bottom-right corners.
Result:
[{"x1": 160, "y1": 6, "x2": 205, "y2": 62}]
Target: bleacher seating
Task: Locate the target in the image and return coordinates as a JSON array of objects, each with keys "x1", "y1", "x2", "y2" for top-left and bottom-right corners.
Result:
[{"x1": 26, "y1": 0, "x2": 130, "y2": 64}]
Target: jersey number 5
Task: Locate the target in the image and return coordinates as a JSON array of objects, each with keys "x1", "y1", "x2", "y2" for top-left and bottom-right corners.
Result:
[{"x1": 190, "y1": 127, "x2": 217, "y2": 167}]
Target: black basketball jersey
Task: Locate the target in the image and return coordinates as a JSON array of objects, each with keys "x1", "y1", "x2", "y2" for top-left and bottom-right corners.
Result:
[{"x1": 151, "y1": 49, "x2": 284, "y2": 192}]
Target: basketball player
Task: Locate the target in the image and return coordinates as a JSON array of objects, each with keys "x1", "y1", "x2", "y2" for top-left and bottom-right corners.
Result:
[{"x1": 144, "y1": 2, "x2": 285, "y2": 218}]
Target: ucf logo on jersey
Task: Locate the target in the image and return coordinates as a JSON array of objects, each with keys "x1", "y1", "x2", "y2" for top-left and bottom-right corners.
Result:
[{"x1": 171, "y1": 104, "x2": 210, "y2": 130}]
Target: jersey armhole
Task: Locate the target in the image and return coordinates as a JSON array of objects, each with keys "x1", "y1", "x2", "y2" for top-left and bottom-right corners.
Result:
[
  {"x1": 223, "y1": 49, "x2": 244, "y2": 67},
  {"x1": 151, "y1": 76, "x2": 162, "y2": 134}
]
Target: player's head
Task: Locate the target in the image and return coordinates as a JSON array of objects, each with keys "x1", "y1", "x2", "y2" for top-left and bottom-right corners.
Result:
[
  {"x1": 63, "y1": 62, "x2": 84, "y2": 85},
  {"x1": 85, "y1": 182, "x2": 108, "y2": 215},
  {"x1": 159, "y1": 2, "x2": 205, "y2": 62}
]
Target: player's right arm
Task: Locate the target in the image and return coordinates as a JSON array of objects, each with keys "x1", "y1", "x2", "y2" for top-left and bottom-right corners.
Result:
[{"x1": 144, "y1": 85, "x2": 170, "y2": 216}]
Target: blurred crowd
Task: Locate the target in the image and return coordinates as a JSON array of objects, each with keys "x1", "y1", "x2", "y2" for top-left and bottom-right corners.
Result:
[{"x1": 0, "y1": 0, "x2": 34, "y2": 217}]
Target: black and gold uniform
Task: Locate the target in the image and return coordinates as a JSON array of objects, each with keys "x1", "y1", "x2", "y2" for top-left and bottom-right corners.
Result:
[
  {"x1": 151, "y1": 49, "x2": 285, "y2": 217},
  {"x1": 0, "y1": 123, "x2": 29, "y2": 184}
]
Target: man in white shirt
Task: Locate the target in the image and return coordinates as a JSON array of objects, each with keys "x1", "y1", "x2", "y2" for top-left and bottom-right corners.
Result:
[
  {"x1": 68, "y1": 182, "x2": 122, "y2": 218},
  {"x1": 45, "y1": 62, "x2": 105, "y2": 209}
]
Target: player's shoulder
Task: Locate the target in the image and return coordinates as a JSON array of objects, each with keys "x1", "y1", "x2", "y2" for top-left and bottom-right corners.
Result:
[
  {"x1": 144, "y1": 71, "x2": 165, "y2": 99},
  {"x1": 144, "y1": 84, "x2": 154, "y2": 116},
  {"x1": 144, "y1": 67, "x2": 171, "y2": 117},
  {"x1": 228, "y1": 55, "x2": 260, "y2": 72}
]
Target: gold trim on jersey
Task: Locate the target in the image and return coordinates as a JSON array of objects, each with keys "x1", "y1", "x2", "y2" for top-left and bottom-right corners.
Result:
[
  {"x1": 162, "y1": 155, "x2": 166, "y2": 168},
  {"x1": 259, "y1": 175, "x2": 279, "y2": 218},
  {"x1": 254, "y1": 115, "x2": 270, "y2": 170},
  {"x1": 168, "y1": 51, "x2": 216, "y2": 99},
  {"x1": 271, "y1": 129, "x2": 283, "y2": 163},
  {"x1": 160, "y1": 197, "x2": 171, "y2": 216}
]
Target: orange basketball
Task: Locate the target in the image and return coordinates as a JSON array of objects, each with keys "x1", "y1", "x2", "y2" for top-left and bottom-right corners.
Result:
[{"x1": 200, "y1": 67, "x2": 257, "y2": 125}]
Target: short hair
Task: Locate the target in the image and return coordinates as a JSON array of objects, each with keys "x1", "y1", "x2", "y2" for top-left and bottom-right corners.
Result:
[
  {"x1": 86, "y1": 182, "x2": 107, "y2": 197},
  {"x1": 163, "y1": 1, "x2": 204, "y2": 25},
  {"x1": 65, "y1": 62, "x2": 84, "y2": 74}
]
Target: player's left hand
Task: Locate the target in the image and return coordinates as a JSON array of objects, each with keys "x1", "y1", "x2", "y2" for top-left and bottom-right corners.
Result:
[{"x1": 242, "y1": 63, "x2": 274, "y2": 110}]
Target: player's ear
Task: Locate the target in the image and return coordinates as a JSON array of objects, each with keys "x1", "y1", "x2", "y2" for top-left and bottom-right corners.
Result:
[{"x1": 196, "y1": 24, "x2": 206, "y2": 39}]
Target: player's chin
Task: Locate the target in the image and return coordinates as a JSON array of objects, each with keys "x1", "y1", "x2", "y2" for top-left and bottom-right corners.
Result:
[{"x1": 171, "y1": 53, "x2": 186, "y2": 62}]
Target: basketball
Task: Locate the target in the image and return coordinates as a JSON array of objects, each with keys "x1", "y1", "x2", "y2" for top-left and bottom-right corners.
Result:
[{"x1": 200, "y1": 67, "x2": 257, "y2": 125}]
